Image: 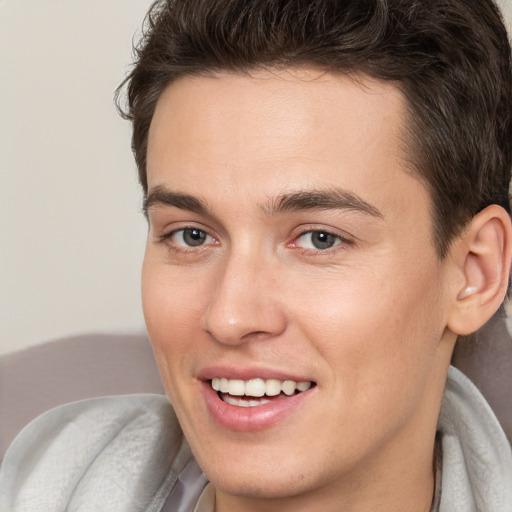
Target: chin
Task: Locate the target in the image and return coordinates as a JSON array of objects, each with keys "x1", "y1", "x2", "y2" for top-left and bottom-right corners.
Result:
[
  {"x1": 190, "y1": 439, "x2": 326, "y2": 500},
  {"x1": 205, "y1": 465, "x2": 314, "y2": 500}
]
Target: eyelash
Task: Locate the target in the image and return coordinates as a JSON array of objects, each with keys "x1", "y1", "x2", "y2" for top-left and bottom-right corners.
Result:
[
  {"x1": 158, "y1": 227, "x2": 354, "y2": 256},
  {"x1": 289, "y1": 229, "x2": 354, "y2": 254}
]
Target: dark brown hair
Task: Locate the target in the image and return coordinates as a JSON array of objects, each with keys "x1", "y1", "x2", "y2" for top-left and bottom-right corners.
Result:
[{"x1": 117, "y1": 0, "x2": 512, "y2": 257}]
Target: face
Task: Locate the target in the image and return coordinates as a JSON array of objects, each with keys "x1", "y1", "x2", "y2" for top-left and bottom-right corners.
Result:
[{"x1": 143, "y1": 69, "x2": 457, "y2": 507}]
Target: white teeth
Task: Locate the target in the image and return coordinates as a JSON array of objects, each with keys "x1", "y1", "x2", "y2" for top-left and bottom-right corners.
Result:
[
  {"x1": 282, "y1": 380, "x2": 297, "y2": 396},
  {"x1": 265, "y1": 379, "x2": 282, "y2": 396},
  {"x1": 223, "y1": 395, "x2": 273, "y2": 407},
  {"x1": 210, "y1": 377, "x2": 313, "y2": 398},
  {"x1": 220, "y1": 378, "x2": 230, "y2": 393},
  {"x1": 297, "y1": 381, "x2": 312, "y2": 392},
  {"x1": 245, "y1": 378, "x2": 266, "y2": 397},
  {"x1": 229, "y1": 379, "x2": 245, "y2": 396}
]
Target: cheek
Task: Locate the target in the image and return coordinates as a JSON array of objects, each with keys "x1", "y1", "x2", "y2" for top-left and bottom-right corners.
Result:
[
  {"x1": 142, "y1": 252, "x2": 206, "y2": 332},
  {"x1": 290, "y1": 259, "x2": 445, "y2": 397},
  {"x1": 141, "y1": 256, "x2": 208, "y2": 386}
]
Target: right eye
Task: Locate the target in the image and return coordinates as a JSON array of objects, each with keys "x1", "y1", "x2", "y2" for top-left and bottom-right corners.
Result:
[{"x1": 166, "y1": 227, "x2": 215, "y2": 248}]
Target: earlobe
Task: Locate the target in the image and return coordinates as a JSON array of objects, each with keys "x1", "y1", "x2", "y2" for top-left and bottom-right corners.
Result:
[{"x1": 448, "y1": 205, "x2": 512, "y2": 336}]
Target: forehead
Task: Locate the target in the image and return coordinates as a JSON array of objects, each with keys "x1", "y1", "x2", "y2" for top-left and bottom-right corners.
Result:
[{"x1": 146, "y1": 68, "x2": 428, "y2": 224}]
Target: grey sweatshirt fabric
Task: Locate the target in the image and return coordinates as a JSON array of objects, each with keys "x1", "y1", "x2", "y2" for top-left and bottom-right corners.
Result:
[
  {"x1": 0, "y1": 367, "x2": 510, "y2": 511},
  {"x1": 437, "y1": 367, "x2": 512, "y2": 509}
]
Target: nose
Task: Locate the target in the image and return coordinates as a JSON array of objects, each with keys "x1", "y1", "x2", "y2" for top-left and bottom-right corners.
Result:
[{"x1": 202, "y1": 253, "x2": 287, "y2": 345}]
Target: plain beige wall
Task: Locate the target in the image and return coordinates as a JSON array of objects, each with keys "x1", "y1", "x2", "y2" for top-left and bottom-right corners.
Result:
[
  {"x1": 0, "y1": 1, "x2": 151, "y2": 354},
  {"x1": 1, "y1": 0, "x2": 511, "y2": 355},
  {"x1": 504, "y1": 0, "x2": 512, "y2": 31}
]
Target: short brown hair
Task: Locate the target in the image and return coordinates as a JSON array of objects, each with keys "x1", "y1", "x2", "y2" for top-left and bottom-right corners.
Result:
[{"x1": 117, "y1": 0, "x2": 512, "y2": 257}]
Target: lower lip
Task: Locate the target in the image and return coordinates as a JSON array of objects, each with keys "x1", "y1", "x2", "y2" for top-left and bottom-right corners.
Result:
[{"x1": 201, "y1": 381, "x2": 314, "y2": 431}]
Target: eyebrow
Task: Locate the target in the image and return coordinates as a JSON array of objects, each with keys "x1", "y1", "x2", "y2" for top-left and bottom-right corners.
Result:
[
  {"x1": 263, "y1": 189, "x2": 383, "y2": 218},
  {"x1": 143, "y1": 185, "x2": 209, "y2": 216},
  {"x1": 143, "y1": 185, "x2": 383, "y2": 219}
]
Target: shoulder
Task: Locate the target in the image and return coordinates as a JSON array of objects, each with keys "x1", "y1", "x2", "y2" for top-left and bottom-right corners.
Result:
[
  {"x1": 0, "y1": 394, "x2": 190, "y2": 511},
  {"x1": 438, "y1": 367, "x2": 512, "y2": 510}
]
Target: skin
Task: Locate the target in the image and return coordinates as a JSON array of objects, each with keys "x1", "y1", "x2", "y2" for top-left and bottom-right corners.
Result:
[{"x1": 142, "y1": 69, "x2": 470, "y2": 511}]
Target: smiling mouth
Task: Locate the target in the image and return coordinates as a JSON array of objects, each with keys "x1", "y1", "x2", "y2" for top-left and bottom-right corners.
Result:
[{"x1": 210, "y1": 377, "x2": 316, "y2": 408}]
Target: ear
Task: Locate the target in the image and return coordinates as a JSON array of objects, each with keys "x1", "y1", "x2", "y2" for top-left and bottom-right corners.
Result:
[{"x1": 447, "y1": 205, "x2": 512, "y2": 336}]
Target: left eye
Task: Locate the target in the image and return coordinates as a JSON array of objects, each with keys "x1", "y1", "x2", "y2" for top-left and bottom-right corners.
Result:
[
  {"x1": 295, "y1": 230, "x2": 343, "y2": 250},
  {"x1": 170, "y1": 228, "x2": 214, "y2": 247}
]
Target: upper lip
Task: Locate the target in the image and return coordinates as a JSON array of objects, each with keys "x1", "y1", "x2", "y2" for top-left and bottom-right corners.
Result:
[{"x1": 197, "y1": 366, "x2": 315, "y2": 383}]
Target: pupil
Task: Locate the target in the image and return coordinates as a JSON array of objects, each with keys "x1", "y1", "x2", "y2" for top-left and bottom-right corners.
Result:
[
  {"x1": 184, "y1": 229, "x2": 206, "y2": 246},
  {"x1": 312, "y1": 231, "x2": 335, "y2": 249}
]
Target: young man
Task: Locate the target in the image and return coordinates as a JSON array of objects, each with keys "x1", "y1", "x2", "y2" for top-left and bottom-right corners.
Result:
[{"x1": 1, "y1": 1, "x2": 511, "y2": 511}]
